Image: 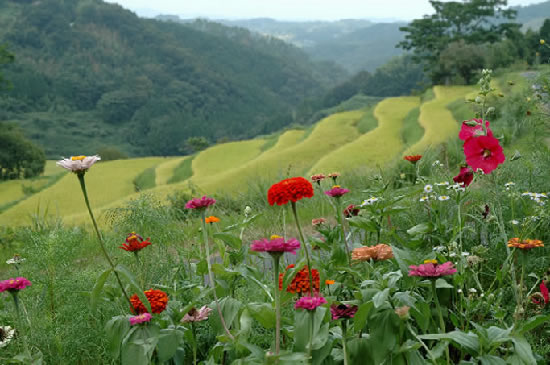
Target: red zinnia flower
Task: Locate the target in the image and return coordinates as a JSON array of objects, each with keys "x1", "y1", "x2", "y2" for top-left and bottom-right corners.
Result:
[
  {"x1": 459, "y1": 119, "x2": 493, "y2": 141},
  {"x1": 343, "y1": 204, "x2": 360, "y2": 218},
  {"x1": 453, "y1": 166, "x2": 474, "y2": 187},
  {"x1": 404, "y1": 155, "x2": 422, "y2": 164},
  {"x1": 130, "y1": 289, "x2": 168, "y2": 314},
  {"x1": 463, "y1": 135, "x2": 505, "y2": 174},
  {"x1": 531, "y1": 282, "x2": 549, "y2": 306},
  {"x1": 330, "y1": 303, "x2": 359, "y2": 320},
  {"x1": 120, "y1": 232, "x2": 152, "y2": 252},
  {"x1": 267, "y1": 177, "x2": 314, "y2": 206},
  {"x1": 279, "y1": 264, "x2": 320, "y2": 294}
]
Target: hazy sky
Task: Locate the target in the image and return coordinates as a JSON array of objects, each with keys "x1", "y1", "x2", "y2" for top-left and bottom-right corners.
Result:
[{"x1": 105, "y1": 0, "x2": 546, "y2": 21}]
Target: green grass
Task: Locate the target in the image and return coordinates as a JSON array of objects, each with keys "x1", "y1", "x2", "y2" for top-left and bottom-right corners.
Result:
[
  {"x1": 355, "y1": 106, "x2": 378, "y2": 134},
  {"x1": 401, "y1": 106, "x2": 423, "y2": 147},
  {"x1": 166, "y1": 156, "x2": 194, "y2": 184},
  {"x1": 133, "y1": 167, "x2": 156, "y2": 192},
  {"x1": 154, "y1": 157, "x2": 186, "y2": 186},
  {"x1": 309, "y1": 97, "x2": 420, "y2": 173}
]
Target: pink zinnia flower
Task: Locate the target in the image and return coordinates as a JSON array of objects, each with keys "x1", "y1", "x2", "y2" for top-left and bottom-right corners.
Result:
[
  {"x1": 56, "y1": 155, "x2": 101, "y2": 173},
  {"x1": 408, "y1": 261, "x2": 457, "y2": 278},
  {"x1": 311, "y1": 174, "x2": 326, "y2": 184},
  {"x1": 185, "y1": 196, "x2": 216, "y2": 209},
  {"x1": 459, "y1": 119, "x2": 493, "y2": 141},
  {"x1": 330, "y1": 304, "x2": 358, "y2": 320},
  {"x1": 312, "y1": 218, "x2": 327, "y2": 226},
  {"x1": 181, "y1": 306, "x2": 213, "y2": 323},
  {"x1": 251, "y1": 235, "x2": 300, "y2": 255},
  {"x1": 295, "y1": 296, "x2": 327, "y2": 311},
  {"x1": 453, "y1": 166, "x2": 474, "y2": 187},
  {"x1": 325, "y1": 185, "x2": 349, "y2": 198},
  {"x1": 0, "y1": 277, "x2": 32, "y2": 292},
  {"x1": 463, "y1": 135, "x2": 505, "y2": 174},
  {"x1": 129, "y1": 312, "x2": 152, "y2": 326}
]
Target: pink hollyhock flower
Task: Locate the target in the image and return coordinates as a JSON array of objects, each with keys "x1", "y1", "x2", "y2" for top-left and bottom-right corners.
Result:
[
  {"x1": 330, "y1": 304, "x2": 359, "y2": 320},
  {"x1": 325, "y1": 185, "x2": 349, "y2": 198},
  {"x1": 453, "y1": 166, "x2": 474, "y2": 187},
  {"x1": 185, "y1": 196, "x2": 216, "y2": 209},
  {"x1": 459, "y1": 119, "x2": 493, "y2": 141},
  {"x1": 251, "y1": 236, "x2": 300, "y2": 255},
  {"x1": 408, "y1": 261, "x2": 457, "y2": 278},
  {"x1": 295, "y1": 296, "x2": 327, "y2": 311},
  {"x1": 181, "y1": 306, "x2": 213, "y2": 323},
  {"x1": 56, "y1": 155, "x2": 101, "y2": 173},
  {"x1": 463, "y1": 135, "x2": 505, "y2": 174},
  {"x1": 129, "y1": 312, "x2": 152, "y2": 326},
  {"x1": 0, "y1": 277, "x2": 32, "y2": 292}
]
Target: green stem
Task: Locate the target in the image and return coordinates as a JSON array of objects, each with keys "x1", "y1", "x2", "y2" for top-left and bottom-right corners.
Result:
[
  {"x1": 273, "y1": 254, "x2": 282, "y2": 355},
  {"x1": 309, "y1": 310, "x2": 314, "y2": 363},
  {"x1": 335, "y1": 198, "x2": 351, "y2": 267},
  {"x1": 291, "y1": 202, "x2": 314, "y2": 296},
  {"x1": 77, "y1": 173, "x2": 131, "y2": 305},
  {"x1": 201, "y1": 210, "x2": 234, "y2": 340},
  {"x1": 12, "y1": 293, "x2": 31, "y2": 356},
  {"x1": 432, "y1": 280, "x2": 450, "y2": 365},
  {"x1": 342, "y1": 321, "x2": 349, "y2": 365},
  {"x1": 191, "y1": 322, "x2": 197, "y2": 365}
]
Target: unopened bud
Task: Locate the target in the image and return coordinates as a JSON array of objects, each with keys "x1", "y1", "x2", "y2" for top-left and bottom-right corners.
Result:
[{"x1": 395, "y1": 305, "x2": 410, "y2": 320}]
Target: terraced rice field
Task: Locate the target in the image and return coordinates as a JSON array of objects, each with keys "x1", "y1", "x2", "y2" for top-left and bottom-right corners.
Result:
[{"x1": 154, "y1": 157, "x2": 187, "y2": 186}]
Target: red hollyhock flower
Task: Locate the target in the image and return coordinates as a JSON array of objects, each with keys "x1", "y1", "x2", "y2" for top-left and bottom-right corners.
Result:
[
  {"x1": 120, "y1": 232, "x2": 152, "y2": 252},
  {"x1": 278, "y1": 264, "x2": 320, "y2": 294},
  {"x1": 532, "y1": 282, "x2": 549, "y2": 306},
  {"x1": 404, "y1": 155, "x2": 422, "y2": 164},
  {"x1": 459, "y1": 119, "x2": 493, "y2": 141},
  {"x1": 267, "y1": 177, "x2": 314, "y2": 206},
  {"x1": 130, "y1": 289, "x2": 168, "y2": 314},
  {"x1": 453, "y1": 166, "x2": 474, "y2": 187},
  {"x1": 463, "y1": 135, "x2": 505, "y2": 174}
]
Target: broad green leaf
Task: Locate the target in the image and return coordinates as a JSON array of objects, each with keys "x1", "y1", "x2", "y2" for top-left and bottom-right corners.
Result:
[
  {"x1": 478, "y1": 355, "x2": 507, "y2": 365},
  {"x1": 373, "y1": 288, "x2": 390, "y2": 308},
  {"x1": 419, "y1": 330, "x2": 480, "y2": 355},
  {"x1": 105, "y1": 315, "x2": 131, "y2": 359},
  {"x1": 247, "y1": 302, "x2": 275, "y2": 329},
  {"x1": 156, "y1": 329, "x2": 180, "y2": 362},
  {"x1": 407, "y1": 223, "x2": 432, "y2": 236},
  {"x1": 516, "y1": 314, "x2": 550, "y2": 334},
  {"x1": 353, "y1": 301, "x2": 373, "y2": 333},
  {"x1": 486, "y1": 326, "x2": 512, "y2": 346},
  {"x1": 91, "y1": 268, "x2": 113, "y2": 310},
  {"x1": 213, "y1": 232, "x2": 242, "y2": 250},
  {"x1": 510, "y1": 335, "x2": 536, "y2": 365},
  {"x1": 435, "y1": 278, "x2": 454, "y2": 289}
]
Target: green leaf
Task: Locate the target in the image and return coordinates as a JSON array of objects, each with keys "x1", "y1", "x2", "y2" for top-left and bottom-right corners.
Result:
[
  {"x1": 516, "y1": 314, "x2": 550, "y2": 334},
  {"x1": 115, "y1": 264, "x2": 151, "y2": 313},
  {"x1": 485, "y1": 326, "x2": 511, "y2": 346},
  {"x1": 510, "y1": 335, "x2": 536, "y2": 365},
  {"x1": 478, "y1": 355, "x2": 507, "y2": 365},
  {"x1": 105, "y1": 315, "x2": 131, "y2": 359},
  {"x1": 419, "y1": 330, "x2": 480, "y2": 355},
  {"x1": 91, "y1": 268, "x2": 113, "y2": 310},
  {"x1": 353, "y1": 301, "x2": 374, "y2": 333},
  {"x1": 213, "y1": 232, "x2": 242, "y2": 250},
  {"x1": 435, "y1": 278, "x2": 454, "y2": 289},
  {"x1": 373, "y1": 288, "x2": 390, "y2": 308},
  {"x1": 156, "y1": 329, "x2": 180, "y2": 362},
  {"x1": 407, "y1": 223, "x2": 432, "y2": 236},
  {"x1": 247, "y1": 302, "x2": 276, "y2": 329}
]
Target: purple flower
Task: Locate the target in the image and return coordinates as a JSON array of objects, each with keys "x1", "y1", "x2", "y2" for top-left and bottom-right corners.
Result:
[
  {"x1": 330, "y1": 303, "x2": 359, "y2": 320},
  {"x1": 129, "y1": 312, "x2": 152, "y2": 326},
  {"x1": 295, "y1": 296, "x2": 327, "y2": 311},
  {"x1": 408, "y1": 260, "x2": 457, "y2": 278},
  {"x1": 250, "y1": 235, "x2": 300, "y2": 255},
  {"x1": 324, "y1": 185, "x2": 349, "y2": 198},
  {"x1": 181, "y1": 306, "x2": 213, "y2": 323},
  {"x1": 0, "y1": 277, "x2": 32, "y2": 293},
  {"x1": 185, "y1": 196, "x2": 216, "y2": 210}
]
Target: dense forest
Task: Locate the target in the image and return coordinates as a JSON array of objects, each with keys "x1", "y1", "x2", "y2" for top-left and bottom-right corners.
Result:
[{"x1": 0, "y1": 0, "x2": 345, "y2": 157}]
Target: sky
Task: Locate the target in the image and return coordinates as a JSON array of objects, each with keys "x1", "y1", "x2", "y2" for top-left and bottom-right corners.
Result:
[{"x1": 105, "y1": 0, "x2": 546, "y2": 21}]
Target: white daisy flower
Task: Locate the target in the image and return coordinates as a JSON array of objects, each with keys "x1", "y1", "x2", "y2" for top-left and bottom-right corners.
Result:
[
  {"x1": 510, "y1": 220, "x2": 520, "y2": 225},
  {"x1": 424, "y1": 184, "x2": 433, "y2": 193},
  {"x1": 435, "y1": 182, "x2": 449, "y2": 186},
  {"x1": 362, "y1": 197, "x2": 379, "y2": 206},
  {"x1": 0, "y1": 326, "x2": 15, "y2": 348},
  {"x1": 438, "y1": 196, "x2": 450, "y2": 201},
  {"x1": 419, "y1": 196, "x2": 429, "y2": 202},
  {"x1": 521, "y1": 192, "x2": 533, "y2": 197},
  {"x1": 57, "y1": 155, "x2": 101, "y2": 173}
]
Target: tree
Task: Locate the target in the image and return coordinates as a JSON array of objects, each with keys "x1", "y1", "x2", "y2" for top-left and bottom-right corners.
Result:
[
  {"x1": 438, "y1": 40, "x2": 486, "y2": 84},
  {"x1": 0, "y1": 44, "x2": 15, "y2": 90},
  {"x1": 398, "y1": 0, "x2": 519, "y2": 83},
  {"x1": 0, "y1": 123, "x2": 46, "y2": 180},
  {"x1": 181, "y1": 136, "x2": 210, "y2": 155},
  {"x1": 540, "y1": 19, "x2": 550, "y2": 63}
]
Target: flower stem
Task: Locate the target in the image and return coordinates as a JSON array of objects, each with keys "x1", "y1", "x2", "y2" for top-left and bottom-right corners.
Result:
[
  {"x1": 309, "y1": 310, "x2": 314, "y2": 363},
  {"x1": 291, "y1": 202, "x2": 314, "y2": 296},
  {"x1": 341, "y1": 321, "x2": 349, "y2": 365},
  {"x1": 200, "y1": 210, "x2": 234, "y2": 340},
  {"x1": 12, "y1": 293, "x2": 31, "y2": 356},
  {"x1": 77, "y1": 173, "x2": 131, "y2": 305},
  {"x1": 431, "y1": 280, "x2": 449, "y2": 365},
  {"x1": 335, "y1": 198, "x2": 351, "y2": 267},
  {"x1": 191, "y1": 322, "x2": 197, "y2": 365},
  {"x1": 273, "y1": 254, "x2": 281, "y2": 355}
]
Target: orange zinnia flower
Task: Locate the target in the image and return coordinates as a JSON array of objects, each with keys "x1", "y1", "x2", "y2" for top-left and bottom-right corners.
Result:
[
  {"x1": 130, "y1": 289, "x2": 168, "y2": 314},
  {"x1": 205, "y1": 216, "x2": 220, "y2": 224},
  {"x1": 352, "y1": 244, "x2": 394, "y2": 261},
  {"x1": 507, "y1": 238, "x2": 544, "y2": 250},
  {"x1": 404, "y1": 155, "x2": 422, "y2": 164},
  {"x1": 278, "y1": 264, "x2": 320, "y2": 294},
  {"x1": 325, "y1": 279, "x2": 335, "y2": 285}
]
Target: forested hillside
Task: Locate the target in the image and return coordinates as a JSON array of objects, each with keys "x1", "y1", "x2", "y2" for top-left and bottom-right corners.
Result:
[{"x1": 0, "y1": 0, "x2": 343, "y2": 157}]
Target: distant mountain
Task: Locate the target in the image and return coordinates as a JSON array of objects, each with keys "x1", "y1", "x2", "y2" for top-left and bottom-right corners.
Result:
[
  {"x1": 513, "y1": 0, "x2": 550, "y2": 31},
  {"x1": 0, "y1": 0, "x2": 343, "y2": 157}
]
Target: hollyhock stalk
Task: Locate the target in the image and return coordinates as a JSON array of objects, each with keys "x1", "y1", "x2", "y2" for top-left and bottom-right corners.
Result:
[
  {"x1": 77, "y1": 174, "x2": 131, "y2": 305},
  {"x1": 290, "y1": 201, "x2": 314, "y2": 295},
  {"x1": 431, "y1": 280, "x2": 450, "y2": 365},
  {"x1": 200, "y1": 210, "x2": 234, "y2": 340}
]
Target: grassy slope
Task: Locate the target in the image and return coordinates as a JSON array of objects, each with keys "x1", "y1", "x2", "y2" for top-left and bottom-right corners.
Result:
[
  {"x1": 0, "y1": 158, "x2": 165, "y2": 226},
  {"x1": 154, "y1": 157, "x2": 186, "y2": 186},
  {"x1": 308, "y1": 97, "x2": 420, "y2": 173},
  {"x1": 404, "y1": 85, "x2": 476, "y2": 155}
]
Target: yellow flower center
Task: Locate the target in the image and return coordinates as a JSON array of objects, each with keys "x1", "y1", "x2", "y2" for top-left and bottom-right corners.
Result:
[
  {"x1": 270, "y1": 235, "x2": 282, "y2": 240},
  {"x1": 332, "y1": 185, "x2": 341, "y2": 189},
  {"x1": 424, "y1": 259, "x2": 438, "y2": 264},
  {"x1": 71, "y1": 156, "x2": 86, "y2": 161}
]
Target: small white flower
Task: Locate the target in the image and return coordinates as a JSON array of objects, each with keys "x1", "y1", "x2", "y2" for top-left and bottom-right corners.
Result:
[
  {"x1": 457, "y1": 289, "x2": 463, "y2": 294},
  {"x1": 424, "y1": 184, "x2": 433, "y2": 193},
  {"x1": 244, "y1": 206, "x2": 252, "y2": 217},
  {"x1": 362, "y1": 197, "x2": 379, "y2": 206},
  {"x1": 480, "y1": 293, "x2": 484, "y2": 298},
  {"x1": 435, "y1": 182, "x2": 449, "y2": 186},
  {"x1": 432, "y1": 160, "x2": 441, "y2": 167},
  {"x1": 504, "y1": 182, "x2": 515, "y2": 188},
  {"x1": 449, "y1": 252, "x2": 457, "y2": 257},
  {"x1": 433, "y1": 246, "x2": 446, "y2": 252},
  {"x1": 461, "y1": 252, "x2": 470, "y2": 256},
  {"x1": 510, "y1": 220, "x2": 520, "y2": 225},
  {"x1": 0, "y1": 326, "x2": 15, "y2": 348},
  {"x1": 56, "y1": 155, "x2": 101, "y2": 173},
  {"x1": 419, "y1": 196, "x2": 429, "y2": 202},
  {"x1": 438, "y1": 196, "x2": 450, "y2": 201},
  {"x1": 447, "y1": 184, "x2": 465, "y2": 192},
  {"x1": 521, "y1": 192, "x2": 532, "y2": 197},
  {"x1": 469, "y1": 288, "x2": 477, "y2": 293}
]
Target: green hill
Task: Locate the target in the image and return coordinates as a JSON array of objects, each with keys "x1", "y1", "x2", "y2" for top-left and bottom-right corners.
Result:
[{"x1": 0, "y1": 0, "x2": 340, "y2": 158}]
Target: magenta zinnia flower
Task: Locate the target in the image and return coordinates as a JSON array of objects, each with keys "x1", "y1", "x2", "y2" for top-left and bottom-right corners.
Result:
[
  {"x1": 459, "y1": 119, "x2": 493, "y2": 141},
  {"x1": 251, "y1": 236, "x2": 300, "y2": 255},
  {"x1": 129, "y1": 312, "x2": 152, "y2": 326},
  {"x1": 0, "y1": 277, "x2": 32, "y2": 292},
  {"x1": 185, "y1": 196, "x2": 216, "y2": 209},
  {"x1": 408, "y1": 261, "x2": 457, "y2": 278},
  {"x1": 463, "y1": 135, "x2": 505, "y2": 174},
  {"x1": 330, "y1": 304, "x2": 359, "y2": 320},
  {"x1": 453, "y1": 166, "x2": 474, "y2": 187},
  {"x1": 325, "y1": 185, "x2": 349, "y2": 198},
  {"x1": 181, "y1": 306, "x2": 213, "y2": 323},
  {"x1": 295, "y1": 296, "x2": 327, "y2": 310}
]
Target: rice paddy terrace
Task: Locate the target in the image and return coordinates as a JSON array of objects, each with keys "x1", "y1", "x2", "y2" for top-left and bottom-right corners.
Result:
[{"x1": 0, "y1": 78, "x2": 523, "y2": 226}]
